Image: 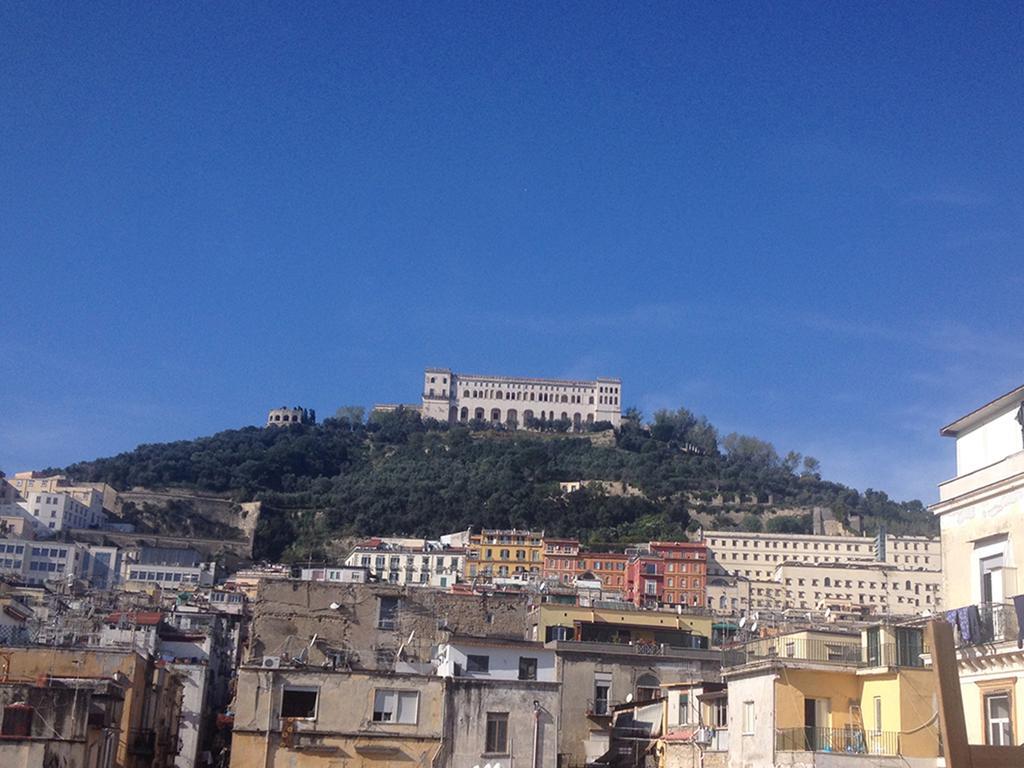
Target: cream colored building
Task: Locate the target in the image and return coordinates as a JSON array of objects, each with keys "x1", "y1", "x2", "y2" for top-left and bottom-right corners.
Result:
[
  {"x1": 930, "y1": 383, "x2": 1024, "y2": 747},
  {"x1": 703, "y1": 529, "x2": 942, "y2": 617},
  {"x1": 420, "y1": 367, "x2": 622, "y2": 429}
]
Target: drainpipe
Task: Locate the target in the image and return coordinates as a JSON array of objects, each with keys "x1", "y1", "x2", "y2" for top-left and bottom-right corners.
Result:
[{"x1": 531, "y1": 700, "x2": 541, "y2": 768}]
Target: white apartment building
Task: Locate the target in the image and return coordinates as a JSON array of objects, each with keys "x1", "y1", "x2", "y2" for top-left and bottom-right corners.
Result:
[
  {"x1": 0, "y1": 540, "x2": 127, "y2": 588},
  {"x1": 702, "y1": 529, "x2": 942, "y2": 617},
  {"x1": 123, "y1": 546, "x2": 216, "y2": 588},
  {"x1": 930, "y1": 383, "x2": 1024, "y2": 746},
  {"x1": 344, "y1": 544, "x2": 464, "y2": 588},
  {"x1": 298, "y1": 565, "x2": 370, "y2": 584},
  {"x1": 420, "y1": 367, "x2": 622, "y2": 429},
  {"x1": 3, "y1": 473, "x2": 107, "y2": 532}
]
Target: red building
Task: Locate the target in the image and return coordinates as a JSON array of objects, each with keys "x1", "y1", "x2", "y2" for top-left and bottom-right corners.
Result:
[{"x1": 624, "y1": 541, "x2": 707, "y2": 608}]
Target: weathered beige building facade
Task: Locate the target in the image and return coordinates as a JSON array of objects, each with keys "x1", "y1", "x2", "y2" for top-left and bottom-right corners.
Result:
[
  {"x1": 421, "y1": 367, "x2": 622, "y2": 429},
  {"x1": 231, "y1": 668, "x2": 445, "y2": 767},
  {"x1": 930, "y1": 383, "x2": 1024, "y2": 747}
]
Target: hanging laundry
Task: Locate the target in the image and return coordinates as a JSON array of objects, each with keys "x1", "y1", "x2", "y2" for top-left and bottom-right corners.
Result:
[
  {"x1": 966, "y1": 605, "x2": 984, "y2": 644},
  {"x1": 957, "y1": 607, "x2": 973, "y2": 645}
]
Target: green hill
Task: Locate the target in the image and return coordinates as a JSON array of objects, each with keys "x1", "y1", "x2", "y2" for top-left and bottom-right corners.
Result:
[{"x1": 62, "y1": 406, "x2": 936, "y2": 562}]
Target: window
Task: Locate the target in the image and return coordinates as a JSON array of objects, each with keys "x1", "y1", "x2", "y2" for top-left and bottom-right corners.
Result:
[
  {"x1": 985, "y1": 693, "x2": 1013, "y2": 746},
  {"x1": 679, "y1": 694, "x2": 690, "y2": 724},
  {"x1": 466, "y1": 654, "x2": 490, "y2": 673},
  {"x1": 372, "y1": 690, "x2": 419, "y2": 724},
  {"x1": 743, "y1": 701, "x2": 755, "y2": 734},
  {"x1": 873, "y1": 696, "x2": 882, "y2": 735},
  {"x1": 281, "y1": 688, "x2": 318, "y2": 719},
  {"x1": 518, "y1": 657, "x2": 538, "y2": 681},
  {"x1": 378, "y1": 596, "x2": 399, "y2": 629},
  {"x1": 485, "y1": 712, "x2": 509, "y2": 754},
  {"x1": 594, "y1": 673, "x2": 612, "y2": 715},
  {"x1": 713, "y1": 699, "x2": 728, "y2": 728}
]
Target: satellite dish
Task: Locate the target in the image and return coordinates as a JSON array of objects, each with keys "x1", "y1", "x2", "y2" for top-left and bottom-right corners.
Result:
[
  {"x1": 329, "y1": 602, "x2": 341, "y2": 610},
  {"x1": 739, "y1": 616, "x2": 747, "y2": 628},
  {"x1": 806, "y1": 612, "x2": 813, "y2": 623},
  {"x1": 625, "y1": 693, "x2": 634, "y2": 703},
  {"x1": 824, "y1": 608, "x2": 832, "y2": 619},
  {"x1": 751, "y1": 621, "x2": 759, "y2": 632},
  {"x1": 676, "y1": 605, "x2": 682, "y2": 615},
  {"x1": 753, "y1": 611, "x2": 760, "y2": 621}
]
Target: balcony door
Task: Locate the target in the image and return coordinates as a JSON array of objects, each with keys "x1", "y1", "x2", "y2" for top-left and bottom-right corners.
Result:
[{"x1": 804, "y1": 697, "x2": 830, "y2": 750}]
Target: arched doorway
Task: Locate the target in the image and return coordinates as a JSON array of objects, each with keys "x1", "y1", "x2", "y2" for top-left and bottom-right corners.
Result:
[
  {"x1": 506, "y1": 409, "x2": 518, "y2": 429},
  {"x1": 460, "y1": 407, "x2": 469, "y2": 421},
  {"x1": 573, "y1": 413, "x2": 582, "y2": 431},
  {"x1": 474, "y1": 408, "x2": 485, "y2": 420},
  {"x1": 490, "y1": 408, "x2": 501, "y2": 423}
]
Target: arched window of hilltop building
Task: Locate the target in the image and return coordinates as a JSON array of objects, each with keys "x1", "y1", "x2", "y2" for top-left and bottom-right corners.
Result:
[
  {"x1": 506, "y1": 409, "x2": 518, "y2": 428},
  {"x1": 496, "y1": 391, "x2": 503, "y2": 400},
  {"x1": 491, "y1": 408, "x2": 501, "y2": 422},
  {"x1": 589, "y1": 396, "x2": 594, "y2": 404},
  {"x1": 587, "y1": 414, "x2": 594, "y2": 423},
  {"x1": 561, "y1": 394, "x2": 568, "y2": 403},
  {"x1": 460, "y1": 407, "x2": 469, "y2": 421},
  {"x1": 464, "y1": 390, "x2": 470, "y2": 398},
  {"x1": 475, "y1": 408, "x2": 485, "y2": 420},
  {"x1": 524, "y1": 410, "x2": 534, "y2": 423},
  {"x1": 561, "y1": 412, "x2": 568, "y2": 421}
]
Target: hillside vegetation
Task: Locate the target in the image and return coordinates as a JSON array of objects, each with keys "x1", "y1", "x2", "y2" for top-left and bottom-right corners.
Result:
[{"x1": 64, "y1": 407, "x2": 936, "y2": 561}]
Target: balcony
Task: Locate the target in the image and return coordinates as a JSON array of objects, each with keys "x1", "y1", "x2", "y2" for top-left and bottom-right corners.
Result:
[
  {"x1": 954, "y1": 601, "x2": 1020, "y2": 648},
  {"x1": 776, "y1": 727, "x2": 899, "y2": 756},
  {"x1": 723, "y1": 638, "x2": 863, "y2": 668}
]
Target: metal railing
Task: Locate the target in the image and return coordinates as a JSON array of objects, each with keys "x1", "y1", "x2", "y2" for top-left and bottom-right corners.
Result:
[
  {"x1": 776, "y1": 727, "x2": 899, "y2": 756},
  {"x1": 724, "y1": 638, "x2": 863, "y2": 667},
  {"x1": 866, "y1": 641, "x2": 929, "y2": 668},
  {"x1": 953, "y1": 602, "x2": 1020, "y2": 647}
]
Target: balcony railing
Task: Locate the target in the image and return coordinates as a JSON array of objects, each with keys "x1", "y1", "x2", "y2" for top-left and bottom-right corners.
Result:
[
  {"x1": 776, "y1": 727, "x2": 899, "y2": 756},
  {"x1": 723, "y1": 638, "x2": 863, "y2": 668},
  {"x1": 866, "y1": 641, "x2": 929, "y2": 668},
  {"x1": 952, "y1": 602, "x2": 1019, "y2": 648}
]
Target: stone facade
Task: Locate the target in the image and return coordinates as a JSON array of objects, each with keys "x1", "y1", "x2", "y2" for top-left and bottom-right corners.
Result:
[
  {"x1": 421, "y1": 367, "x2": 622, "y2": 429},
  {"x1": 248, "y1": 580, "x2": 528, "y2": 669}
]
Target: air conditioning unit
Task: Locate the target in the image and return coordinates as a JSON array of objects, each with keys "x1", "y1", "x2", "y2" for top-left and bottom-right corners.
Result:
[{"x1": 262, "y1": 656, "x2": 282, "y2": 669}]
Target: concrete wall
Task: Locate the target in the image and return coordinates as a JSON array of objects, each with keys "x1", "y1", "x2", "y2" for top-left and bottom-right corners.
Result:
[
  {"x1": 250, "y1": 580, "x2": 528, "y2": 669},
  {"x1": 726, "y1": 673, "x2": 775, "y2": 768},
  {"x1": 955, "y1": 402, "x2": 1023, "y2": 476},
  {"x1": 437, "y1": 679, "x2": 559, "y2": 768}
]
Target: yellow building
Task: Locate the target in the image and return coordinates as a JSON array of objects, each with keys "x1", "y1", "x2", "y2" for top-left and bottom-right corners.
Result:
[
  {"x1": 230, "y1": 667, "x2": 444, "y2": 767},
  {"x1": 723, "y1": 624, "x2": 940, "y2": 767},
  {"x1": 467, "y1": 528, "x2": 544, "y2": 579},
  {"x1": 930, "y1": 384, "x2": 1024, "y2": 747},
  {"x1": 0, "y1": 645, "x2": 183, "y2": 768},
  {"x1": 528, "y1": 602, "x2": 713, "y2": 647}
]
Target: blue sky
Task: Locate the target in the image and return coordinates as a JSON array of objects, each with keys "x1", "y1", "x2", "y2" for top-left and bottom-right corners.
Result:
[{"x1": 1, "y1": 3, "x2": 1021, "y2": 503}]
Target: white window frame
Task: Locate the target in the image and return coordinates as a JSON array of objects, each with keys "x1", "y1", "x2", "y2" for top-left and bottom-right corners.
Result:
[
  {"x1": 742, "y1": 701, "x2": 755, "y2": 734},
  {"x1": 371, "y1": 689, "x2": 419, "y2": 725}
]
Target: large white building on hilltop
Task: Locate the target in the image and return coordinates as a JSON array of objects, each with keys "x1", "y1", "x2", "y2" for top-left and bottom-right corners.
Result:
[{"x1": 420, "y1": 367, "x2": 622, "y2": 429}]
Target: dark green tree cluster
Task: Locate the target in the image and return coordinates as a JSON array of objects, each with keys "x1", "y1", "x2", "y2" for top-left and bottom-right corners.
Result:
[{"x1": 63, "y1": 405, "x2": 936, "y2": 561}]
